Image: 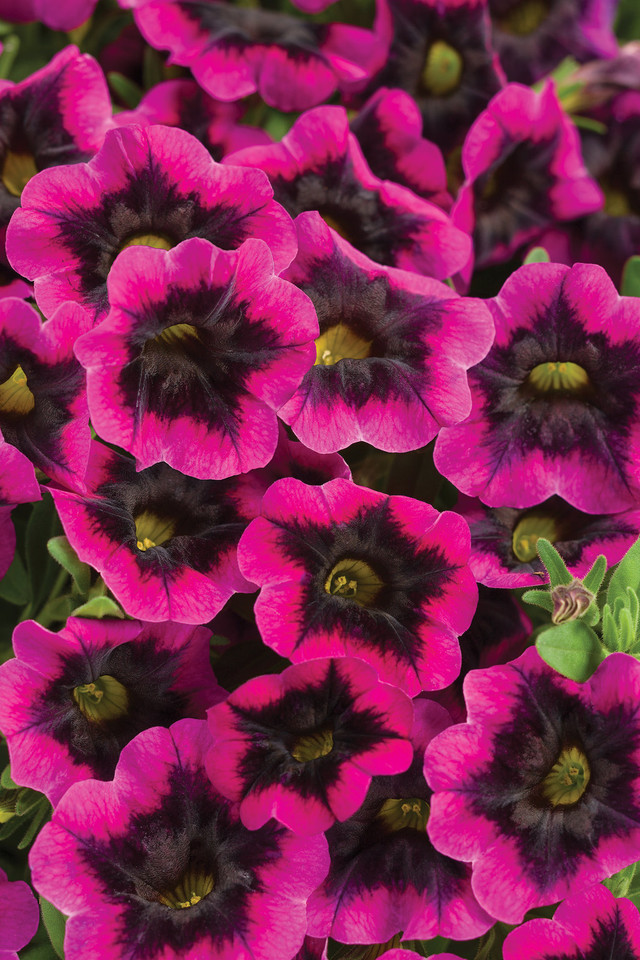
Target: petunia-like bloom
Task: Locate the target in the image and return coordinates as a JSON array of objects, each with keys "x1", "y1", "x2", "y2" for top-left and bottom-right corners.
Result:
[
  {"x1": 226, "y1": 105, "x2": 472, "y2": 280},
  {"x1": 0, "y1": 298, "x2": 90, "y2": 491},
  {"x1": 74, "y1": 238, "x2": 318, "y2": 480},
  {"x1": 206, "y1": 657, "x2": 414, "y2": 835},
  {"x1": 277, "y1": 212, "x2": 494, "y2": 454},
  {"x1": 425, "y1": 647, "x2": 640, "y2": 924},
  {"x1": 29, "y1": 719, "x2": 330, "y2": 960},
  {"x1": 0, "y1": 45, "x2": 111, "y2": 256},
  {"x1": 0, "y1": 867, "x2": 39, "y2": 960},
  {"x1": 49, "y1": 441, "x2": 255, "y2": 624},
  {"x1": 488, "y1": 0, "x2": 618, "y2": 86},
  {"x1": 6, "y1": 123, "x2": 296, "y2": 324},
  {"x1": 237, "y1": 477, "x2": 478, "y2": 697},
  {"x1": 132, "y1": 0, "x2": 385, "y2": 112},
  {"x1": 0, "y1": 616, "x2": 225, "y2": 806},
  {"x1": 350, "y1": 88, "x2": 452, "y2": 210},
  {"x1": 451, "y1": 82, "x2": 603, "y2": 272},
  {"x1": 358, "y1": 0, "x2": 505, "y2": 155},
  {"x1": 456, "y1": 494, "x2": 640, "y2": 587},
  {"x1": 0, "y1": 0, "x2": 97, "y2": 30},
  {"x1": 503, "y1": 883, "x2": 640, "y2": 959},
  {"x1": 114, "y1": 79, "x2": 271, "y2": 160},
  {"x1": 434, "y1": 262, "x2": 640, "y2": 513},
  {"x1": 307, "y1": 699, "x2": 494, "y2": 943}
]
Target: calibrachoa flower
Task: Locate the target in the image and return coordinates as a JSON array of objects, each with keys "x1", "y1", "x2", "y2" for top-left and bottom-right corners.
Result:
[
  {"x1": 503, "y1": 883, "x2": 640, "y2": 958},
  {"x1": 451, "y1": 82, "x2": 603, "y2": 272},
  {"x1": 0, "y1": 616, "x2": 224, "y2": 806},
  {"x1": 435, "y1": 262, "x2": 640, "y2": 512},
  {"x1": 488, "y1": 0, "x2": 618, "y2": 85},
  {"x1": 425, "y1": 648, "x2": 640, "y2": 923},
  {"x1": 237, "y1": 477, "x2": 478, "y2": 697},
  {"x1": 74, "y1": 238, "x2": 318, "y2": 479},
  {"x1": 0, "y1": 298, "x2": 90, "y2": 491},
  {"x1": 0, "y1": 867, "x2": 39, "y2": 960},
  {"x1": 503, "y1": 884, "x2": 640, "y2": 960},
  {"x1": 29, "y1": 719, "x2": 330, "y2": 960},
  {"x1": 226, "y1": 105, "x2": 472, "y2": 280},
  {"x1": 206, "y1": 657, "x2": 414, "y2": 835},
  {"x1": 132, "y1": 0, "x2": 385, "y2": 112},
  {"x1": 457, "y1": 493, "x2": 640, "y2": 587},
  {"x1": 306, "y1": 700, "x2": 494, "y2": 943},
  {"x1": 6, "y1": 123, "x2": 296, "y2": 323},
  {"x1": 49, "y1": 441, "x2": 255, "y2": 623},
  {"x1": 278, "y1": 212, "x2": 494, "y2": 454}
]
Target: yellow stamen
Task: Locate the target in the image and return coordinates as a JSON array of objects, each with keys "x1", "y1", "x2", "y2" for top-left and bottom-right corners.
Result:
[
  {"x1": 541, "y1": 746, "x2": 590, "y2": 806},
  {"x1": 154, "y1": 323, "x2": 199, "y2": 349},
  {"x1": 158, "y1": 870, "x2": 214, "y2": 909},
  {"x1": 73, "y1": 675, "x2": 128, "y2": 722},
  {"x1": 512, "y1": 514, "x2": 560, "y2": 563},
  {"x1": 121, "y1": 232, "x2": 173, "y2": 251},
  {"x1": 324, "y1": 558, "x2": 383, "y2": 607},
  {"x1": 527, "y1": 361, "x2": 590, "y2": 394},
  {"x1": 422, "y1": 41, "x2": 464, "y2": 97},
  {"x1": 2, "y1": 150, "x2": 38, "y2": 197},
  {"x1": 291, "y1": 729, "x2": 334, "y2": 762},
  {"x1": 377, "y1": 797, "x2": 430, "y2": 832},
  {"x1": 496, "y1": 0, "x2": 549, "y2": 35},
  {"x1": 0, "y1": 365, "x2": 35, "y2": 416},
  {"x1": 134, "y1": 512, "x2": 175, "y2": 552},
  {"x1": 315, "y1": 324, "x2": 372, "y2": 366}
]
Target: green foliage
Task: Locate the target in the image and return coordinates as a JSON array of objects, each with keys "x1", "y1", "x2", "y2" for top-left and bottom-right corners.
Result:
[
  {"x1": 606, "y1": 536, "x2": 640, "y2": 608},
  {"x1": 522, "y1": 246, "x2": 550, "y2": 265},
  {"x1": 536, "y1": 619, "x2": 605, "y2": 682},
  {"x1": 536, "y1": 538, "x2": 573, "y2": 587},
  {"x1": 0, "y1": 548, "x2": 29, "y2": 606},
  {"x1": 47, "y1": 536, "x2": 91, "y2": 595},
  {"x1": 70, "y1": 595, "x2": 125, "y2": 619},
  {"x1": 621, "y1": 256, "x2": 640, "y2": 297},
  {"x1": 40, "y1": 897, "x2": 66, "y2": 960}
]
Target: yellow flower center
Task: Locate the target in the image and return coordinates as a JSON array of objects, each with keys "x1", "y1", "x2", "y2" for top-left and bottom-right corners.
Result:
[
  {"x1": 134, "y1": 512, "x2": 176, "y2": 552},
  {"x1": 315, "y1": 324, "x2": 372, "y2": 366},
  {"x1": 512, "y1": 513, "x2": 560, "y2": 562},
  {"x1": 154, "y1": 323, "x2": 200, "y2": 349},
  {"x1": 377, "y1": 797, "x2": 430, "y2": 832},
  {"x1": 121, "y1": 232, "x2": 173, "y2": 251},
  {"x1": 158, "y1": 870, "x2": 215, "y2": 909},
  {"x1": 527, "y1": 361, "x2": 590, "y2": 394},
  {"x1": 73, "y1": 675, "x2": 128, "y2": 722},
  {"x1": 324, "y1": 558, "x2": 383, "y2": 607},
  {"x1": 422, "y1": 41, "x2": 464, "y2": 97},
  {"x1": 496, "y1": 0, "x2": 549, "y2": 35},
  {"x1": 541, "y1": 746, "x2": 591, "y2": 806},
  {"x1": 290, "y1": 729, "x2": 334, "y2": 763},
  {"x1": 0, "y1": 365, "x2": 35, "y2": 416},
  {"x1": 602, "y1": 184, "x2": 631, "y2": 217},
  {"x1": 2, "y1": 150, "x2": 38, "y2": 197}
]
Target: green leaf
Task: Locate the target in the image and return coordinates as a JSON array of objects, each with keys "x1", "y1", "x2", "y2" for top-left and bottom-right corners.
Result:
[
  {"x1": 621, "y1": 256, "x2": 640, "y2": 297},
  {"x1": 71, "y1": 596, "x2": 125, "y2": 619},
  {"x1": 521, "y1": 589, "x2": 554, "y2": 612},
  {"x1": 582, "y1": 601, "x2": 601, "y2": 627},
  {"x1": 601, "y1": 603, "x2": 619, "y2": 652},
  {"x1": 582, "y1": 554, "x2": 607, "y2": 595},
  {"x1": 571, "y1": 115, "x2": 607, "y2": 134},
  {"x1": 107, "y1": 71, "x2": 143, "y2": 108},
  {"x1": 19, "y1": 943, "x2": 59, "y2": 960},
  {"x1": 536, "y1": 620, "x2": 605, "y2": 681},
  {"x1": 604, "y1": 861, "x2": 637, "y2": 897},
  {"x1": 536, "y1": 538, "x2": 573, "y2": 588},
  {"x1": 25, "y1": 496, "x2": 63, "y2": 616},
  {"x1": 523, "y1": 246, "x2": 550, "y2": 265},
  {"x1": 0, "y1": 34, "x2": 19, "y2": 80},
  {"x1": 0, "y1": 762, "x2": 17, "y2": 789},
  {"x1": 39, "y1": 897, "x2": 66, "y2": 959},
  {"x1": 619, "y1": 605, "x2": 636, "y2": 652},
  {"x1": 47, "y1": 536, "x2": 91, "y2": 595},
  {"x1": 0, "y1": 546, "x2": 29, "y2": 605},
  {"x1": 607, "y1": 536, "x2": 640, "y2": 607}
]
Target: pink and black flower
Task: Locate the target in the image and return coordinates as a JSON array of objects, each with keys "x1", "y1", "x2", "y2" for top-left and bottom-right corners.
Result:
[
  {"x1": 435, "y1": 262, "x2": 640, "y2": 512},
  {"x1": 226, "y1": 105, "x2": 472, "y2": 280},
  {"x1": 425, "y1": 648, "x2": 640, "y2": 923},
  {"x1": 0, "y1": 616, "x2": 224, "y2": 806},
  {"x1": 133, "y1": 0, "x2": 385, "y2": 112},
  {"x1": 306, "y1": 700, "x2": 493, "y2": 943},
  {"x1": 237, "y1": 477, "x2": 477, "y2": 697},
  {"x1": 7, "y1": 123, "x2": 296, "y2": 323},
  {"x1": 49, "y1": 442, "x2": 254, "y2": 624},
  {"x1": 206, "y1": 657, "x2": 414, "y2": 835},
  {"x1": 277, "y1": 213, "x2": 493, "y2": 453},
  {"x1": 451, "y1": 82, "x2": 603, "y2": 271},
  {"x1": 503, "y1": 883, "x2": 640, "y2": 959},
  {"x1": 456, "y1": 494, "x2": 640, "y2": 587},
  {"x1": 30, "y1": 719, "x2": 329, "y2": 960},
  {"x1": 75, "y1": 238, "x2": 318, "y2": 479}
]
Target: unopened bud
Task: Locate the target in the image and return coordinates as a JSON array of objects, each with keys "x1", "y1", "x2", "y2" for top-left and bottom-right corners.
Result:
[{"x1": 551, "y1": 581, "x2": 595, "y2": 624}]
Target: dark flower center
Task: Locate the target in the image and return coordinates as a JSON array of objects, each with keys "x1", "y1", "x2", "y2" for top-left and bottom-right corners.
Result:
[
  {"x1": 315, "y1": 324, "x2": 372, "y2": 366},
  {"x1": 324, "y1": 558, "x2": 383, "y2": 606},
  {"x1": 321, "y1": 212, "x2": 355, "y2": 244},
  {"x1": 134, "y1": 512, "x2": 176, "y2": 552},
  {"x1": 0, "y1": 364, "x2": 35, "y2": 417},
  {"x1": 512, "y1": 513, "x2": 559, "y2": 562},
  {"x1": 121, "y1": 232, "x2": 174, "y2": 252},
  {"x1": 2, "y1": 150, "x2": 37, "y2": 197},
  {"x1": 72, "y1": 675, "x2": 128, "y2": 722},
  {"x1": 496, "y1": 0, "x2": 549, "y2": 35},
  {"x1": 541, "y1": 746, "x2": 591, "y2": 806},
  {"x1": 156, "y1": 869, "x2": 215, "y2": 910},
  {"x1": 526, "y1": 360, "x2": 590, "y2": 395},
  {"x1": 601, "y1": 180, "x2": 633, "y2": 218},
  {"x1": 377, "y1": 797, "x2": 430, "y2": 832},
  {"x1": 290, "y1": 728, "x2": 334, "y2": 762},
  {"x1": 421, "y1": 41, "x2": 464, "y2": 97}
]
